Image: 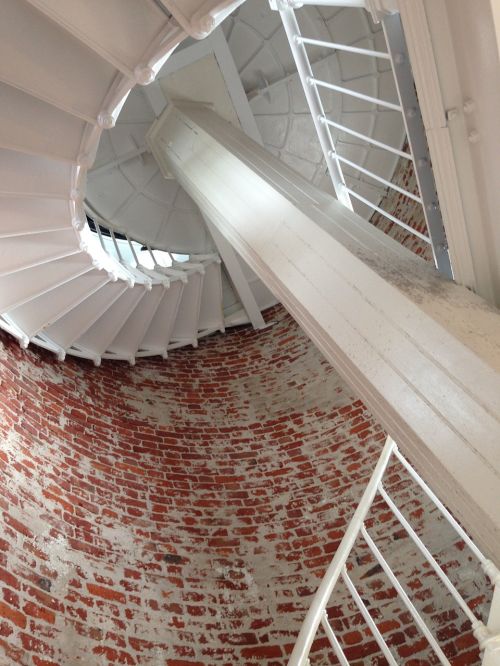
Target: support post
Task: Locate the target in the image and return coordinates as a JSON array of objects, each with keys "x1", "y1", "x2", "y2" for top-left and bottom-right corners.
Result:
[{"x1": 147, "y1": 103, "x2": 500, "y2": 563}]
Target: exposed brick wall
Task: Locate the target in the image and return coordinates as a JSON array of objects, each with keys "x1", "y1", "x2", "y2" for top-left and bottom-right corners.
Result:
[{"x1": 0, "y1": 306, "x2": 491, "y2": 665}]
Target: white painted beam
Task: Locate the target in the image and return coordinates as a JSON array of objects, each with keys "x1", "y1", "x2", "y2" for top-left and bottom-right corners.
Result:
[
  {"x1": 148, "y1": 103, "x2": 500, "y2": 563},
  {"x1": 210, "y1": 28, "x2": 262, "y2": 145},
  {"x1": 88, "y1": 145, "x2": 149, "y2": 178},
  {"x1": 206, "y1": 218, "x2": 266, "y2": 329},
  {"x1": 142, "y1": 80, "x2": 169, "y2": 117}
]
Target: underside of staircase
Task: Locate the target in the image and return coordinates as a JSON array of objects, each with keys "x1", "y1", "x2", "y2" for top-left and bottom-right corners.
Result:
[{"x1": 0, "y1": 0, "x2": 229, "y2": 366}]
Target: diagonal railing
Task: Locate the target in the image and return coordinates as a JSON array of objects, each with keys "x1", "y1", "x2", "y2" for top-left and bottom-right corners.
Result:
[
  {"x1": 288, "y1": 436, "x2": 500, "y2": 665},
  {"x1": 270, "y1": 0, "x2": 452, "y2": 277}
]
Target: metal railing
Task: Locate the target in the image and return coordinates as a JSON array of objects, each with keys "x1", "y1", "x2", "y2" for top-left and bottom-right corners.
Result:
[
  {"x1": 288, "y1": 436, "x2": 500, "y2": 665},
  {"x1": 271, "y1": 0, "x2": 452, "y2": 277},
  {"x1": 85, "y1": 215, "x2": 211, "y2": 286}
]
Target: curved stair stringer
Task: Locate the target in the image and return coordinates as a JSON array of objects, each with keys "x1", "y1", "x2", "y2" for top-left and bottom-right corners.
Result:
[{"x1": 0, "y1": 0, "x2": 226, "y2": 364}]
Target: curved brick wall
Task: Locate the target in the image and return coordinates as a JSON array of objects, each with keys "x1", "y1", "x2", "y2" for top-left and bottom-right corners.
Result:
[{"x1": 0, "y1": 306, "x2": 490, "y2": 665}]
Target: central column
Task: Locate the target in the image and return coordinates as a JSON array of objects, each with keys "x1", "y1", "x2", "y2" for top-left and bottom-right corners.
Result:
[{"x1": 147, "y1": 103, "x2": 500, "y2": 562}]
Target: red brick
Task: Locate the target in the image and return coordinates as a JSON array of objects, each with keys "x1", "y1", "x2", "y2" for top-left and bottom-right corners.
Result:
[
  {"x1": 23, "y1": 601, "x2": 55, "y2": 625},
  {"x1": 0, "y1": 307, "x2": 489, "y2": 666},
  {"x1": 87, "y1": 583, "x2": 126, "y2": 605},
  {"x1": 0, "y1": 600, "x2": 26, "y2": 629}
]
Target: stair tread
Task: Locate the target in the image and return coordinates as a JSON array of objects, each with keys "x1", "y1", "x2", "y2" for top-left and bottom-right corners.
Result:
[
  {"x1": 107, "y1": 284, "x2": 165, "y2": 356},
  {"x1": 0, "y1": 149, "x2": 72, "y2": 197},
  {"x1": 73, "y1": 286, "x2": 145, "y2": 355},
  {"x1": 26, "y1": 0, "x2": 169, "y2": 73},
  {"x1": 44, "y1": 281, "x2": 128, "y2": 349},
  {"x1": 0, "y1": 197, "x2": 72, "y2": 237},
  {"x1": 7, "y1": 270, "x2": 109, "y2": 337},
  {"x1": 171, "y1": 272, "x2": 203, "y2": 343},
  {"x1": 0, "y1": 254, "x2": 92, "y2": 312},
  {"x1": 0, "y1": 0, "x2": 118, "y2": 122},
  {"x1": 140, "y1": 280, "x2": 184, "y2": 351},
  {"x1": 0, "y1": 81, "x2": 86, "y2": 162},
  {"x1": 0, "y1": 229, "x2": 80, "y2": 276}
]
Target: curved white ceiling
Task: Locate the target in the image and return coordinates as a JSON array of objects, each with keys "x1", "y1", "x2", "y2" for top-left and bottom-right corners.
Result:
[{"x1": 86, "y1": 1, "x2": 404, "y2": 249}]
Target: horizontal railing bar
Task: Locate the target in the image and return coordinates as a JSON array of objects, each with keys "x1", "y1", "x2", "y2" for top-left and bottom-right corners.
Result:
[
  {"x1": 286, "y1": 437, "x2": 395, "y2": 666},
  {"x1": 391, "y1": 446, "x2": 486, "y2": 564},
  {"x1": 346, "y1": 188, "x2": 431, "y2": 243},
  {"x1": 311, "y1": 78, "x2": 402, "y2": 111},
  {"x1": 337, "y1": 155, "x2": 422, "y2": 203},
  {"x1": 361, "y1": 526, "x2": 451, "y2": 666},
  {"x1": 324, "y1": 117, "x2": 411, "y2": 159},
  {"x1": 378, "y1": 484, "x2": 482, "y2": 628},
  {"x1": 342, "y1": 567, "x2": 399, "y2": 666},
  {"x1": 321, "y1": 611, "x2": 350, "y2": 666},
  {"x1": 299, "y1": 37, "x2": 390, "y2": 60}
]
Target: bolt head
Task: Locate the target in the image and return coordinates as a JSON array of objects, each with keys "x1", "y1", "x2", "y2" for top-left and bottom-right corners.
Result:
[
  {"x1": 468, "y1": 130, "x2": 480, "y2": 143},
  {"x1": 134, "y1": 65, "x2": 155, "y2": 86},
  {"x1": 463, "y1": 98, "x2": 475, "y2": 114},
  {"x1": 97, "y1": 112, "x2": 115, "y2": 129}
]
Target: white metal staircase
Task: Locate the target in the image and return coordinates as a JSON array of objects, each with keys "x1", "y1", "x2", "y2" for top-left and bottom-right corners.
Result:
[
  {"x1": 288, "y1": 436, "x2": 500, "y2": 666},
  {"x1": 0, "y1": 0, "x2": 240, "y2": 365}
]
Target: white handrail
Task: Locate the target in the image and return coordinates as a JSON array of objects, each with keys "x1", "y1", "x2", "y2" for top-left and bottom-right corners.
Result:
[
  {"x1": 276, "y1": 3, "x2": 352, "y2": 209},
  {"x1": 288, "y1": 436, "x2": 499, "y2": 665},
  {"x1": 271, "y1": 0, "x2": 453, "y2": 277},
  {"x1": 287, "y1": 436, "x2": 395, "y2": 665}
]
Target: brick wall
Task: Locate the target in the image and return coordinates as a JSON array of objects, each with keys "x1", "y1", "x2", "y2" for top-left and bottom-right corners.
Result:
[{"x1": 0, "y1": 307, "x2": 491, "y2": 665}]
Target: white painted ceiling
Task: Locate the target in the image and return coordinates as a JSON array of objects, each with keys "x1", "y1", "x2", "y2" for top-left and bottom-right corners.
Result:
[{"x1": 86, "y1": 1, "x2": 404, "y2": 263}]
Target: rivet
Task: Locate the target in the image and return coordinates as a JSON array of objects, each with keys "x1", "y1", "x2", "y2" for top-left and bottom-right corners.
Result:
[
  {"x1": 72, "y1": 217, "x2": 85, "y2": 232},
  {"x1": 97, "y1": 111, "x2": 115, "y2": 129},
  {"x1": 134, "y1": 65, "x2": 155, "y2": 86},
  {"x1": 468, "y1": 130, "x2": 480, "y2": 144},
  {"x1": 463, "y1": 98, "x2": 475, "y2": 114},
  {"x1": 446, "y1": 107, "x2": 459, "y2": 121}
]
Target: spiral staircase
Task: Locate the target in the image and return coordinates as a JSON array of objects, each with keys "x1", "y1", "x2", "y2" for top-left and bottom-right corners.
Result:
[
  {"x1": 0, "y1": 0, "x2": 248, "y2": 365},
  {"x1": 0, "y1": 0, "x2": 415, "y2": 367}
]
